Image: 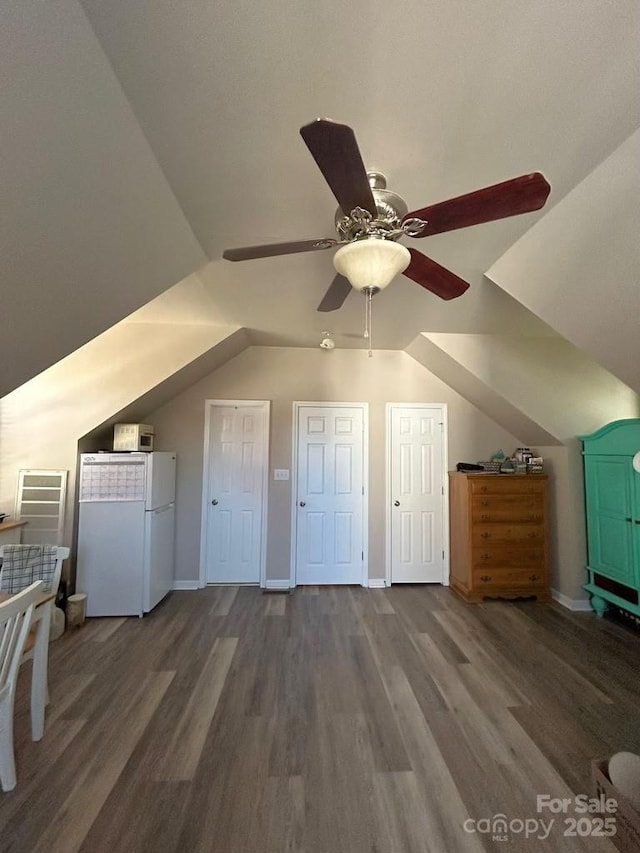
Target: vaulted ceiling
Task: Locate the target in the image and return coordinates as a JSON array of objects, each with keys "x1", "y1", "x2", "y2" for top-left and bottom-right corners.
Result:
[{"x1": 2, "y1": 0, "x2": 639, "y2": 397}]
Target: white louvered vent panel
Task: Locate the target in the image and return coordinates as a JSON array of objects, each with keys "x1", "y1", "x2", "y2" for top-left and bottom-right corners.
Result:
[{"x1": 15, "y1": 469, "x2": 68, "y2": 545}]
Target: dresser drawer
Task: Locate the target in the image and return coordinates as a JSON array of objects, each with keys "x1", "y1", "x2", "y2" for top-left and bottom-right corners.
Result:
[
  {"x1": 470, "y1": 477, "x2": 546, "y2": 496},
  {"x1": 472, "y1": 495, "x2": 543, "y2": 523},
  {"x1": 472, "y1": 523, "x2": 545, "y2": 546},
  {"x1": 472, "y1": 546, "x2": 545, "y2": 569},
  {"x1": 472, "y1": 567, "x2": 546, "y2": 588}
]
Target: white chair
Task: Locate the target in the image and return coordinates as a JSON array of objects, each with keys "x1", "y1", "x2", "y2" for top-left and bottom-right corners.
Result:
[
  {"x1": 0, "y1": 581, "x2": 43, "y2": 791},
  {"x1": 0, "y1": 545, "x2": 68, "y2": 600},
  {"x1": 0, "y1": 546, "x2": 69, "y2": 741}
]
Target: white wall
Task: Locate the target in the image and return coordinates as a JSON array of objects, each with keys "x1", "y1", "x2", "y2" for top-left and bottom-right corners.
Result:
[{"x1": 145, "y1": 346, "x2": 522, "y2": 583}]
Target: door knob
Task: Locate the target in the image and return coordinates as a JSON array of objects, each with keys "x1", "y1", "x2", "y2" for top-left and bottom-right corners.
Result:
[
  {"x1": 299, "y1": 501, "x2": 306, "y2": 507},
  {"x1": 394, "y1": 500, "x2": 400, "y2": 507},
  {"x1": 211, "y1": 499, "x2": 218, "y2": 506}
]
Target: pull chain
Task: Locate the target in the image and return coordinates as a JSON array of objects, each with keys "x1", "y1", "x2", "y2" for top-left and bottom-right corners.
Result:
[
  {"x1": 363, "y1": 289, "x2": 373, "y2": 357},
  {"x1": 363, "y1": 293, "x2": 369, "y2": 340}
]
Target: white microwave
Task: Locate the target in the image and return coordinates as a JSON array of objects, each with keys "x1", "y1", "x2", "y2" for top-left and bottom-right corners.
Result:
[{"x1": 113, "y1": 423, "x2": 154, "y2": 452}]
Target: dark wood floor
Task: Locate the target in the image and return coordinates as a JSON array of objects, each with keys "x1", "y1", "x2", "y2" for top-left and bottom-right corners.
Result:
[{"x1": 1, "y1": 585, "x2": 639, "y2": 852}]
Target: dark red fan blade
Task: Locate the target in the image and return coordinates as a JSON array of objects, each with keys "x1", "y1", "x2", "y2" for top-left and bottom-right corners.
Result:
[
  {"x1": 223, "y1": 237, "x2": 337, "y2": 262},
  {"x1": 404, "y1": 172, "x2": 550, "y2": 238},
  {"x1": 403, "y1": 249, "x2": 470, "y2": 301},
  {"x1": 317, "y1": 274, "x2": 352, "y2": 312},
  {"x1": 300, "y1": 119, "x2": 376, "y2": 217}
]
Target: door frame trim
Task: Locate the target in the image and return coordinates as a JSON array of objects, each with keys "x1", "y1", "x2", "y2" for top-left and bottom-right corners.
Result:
[
  {"x1": 199, "y1": 399, "x2": 271, "y2": 589},
  {"x1": 290, "y1": 401, "x2": 369, "y2": 589},
  {"x1": 385, "y1": 403, "x2": 449, "y2": 587}
]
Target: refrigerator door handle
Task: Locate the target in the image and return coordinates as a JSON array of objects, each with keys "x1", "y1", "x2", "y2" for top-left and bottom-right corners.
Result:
[{"x1": 152, "y1": 503, "x2": 174, "y2": 514}]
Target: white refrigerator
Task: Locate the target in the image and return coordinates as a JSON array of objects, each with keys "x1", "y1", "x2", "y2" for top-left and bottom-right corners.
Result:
[{"x1": 77, "y1": 452, "x2": 176, "y2": 617}]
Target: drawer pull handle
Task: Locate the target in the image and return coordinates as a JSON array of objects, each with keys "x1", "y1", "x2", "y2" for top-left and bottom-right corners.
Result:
[
  {"x1": 481, "y1": 513, "x2": 489, "y2": 521},
  {"x1": 480, "y1": 575, "x2": 492, "y2": 583},
  {"x1": 527, "y1": 532, "x2": 538, "y2": 538},
  {"x1": 529, "y1": 574, "x2": 539, "y2": 582},
  {"x1": 480, "y1": 532, "x2": 490, "y2": 539},
  {"x1": 626, "y1": 517, "x2": 632, "y2": 523},
  {"x1": 481, "y1": 553, "x2": 490, "y2": 561},
  {"x1": 481, "y1": 500, "x2": 489, "y2": 507}
]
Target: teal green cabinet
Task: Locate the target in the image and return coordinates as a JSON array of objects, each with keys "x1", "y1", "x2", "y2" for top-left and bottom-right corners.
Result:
[{"x1": 580, "y1": 419, "x2": 640, "y2": 617}]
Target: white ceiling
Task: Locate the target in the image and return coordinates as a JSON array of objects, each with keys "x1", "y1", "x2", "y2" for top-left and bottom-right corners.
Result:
[
  {"x1": 80, "y1": 0, "x2": 640, "y2": 254},
  {"x1": 77, "y1": 0, "x2": 640, "y2": 349},
  {"x1": 2, "y1": 0, "x2": 639, "y2": 391}
]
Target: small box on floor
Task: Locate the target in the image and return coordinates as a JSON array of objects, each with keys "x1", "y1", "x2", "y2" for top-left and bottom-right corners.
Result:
[{"x1": 592, "y1": 760, "x2": 640, "y2": 853}]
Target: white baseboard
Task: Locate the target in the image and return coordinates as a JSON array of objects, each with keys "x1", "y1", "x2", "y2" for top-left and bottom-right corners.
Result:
[
  {"x1": 551, "y1": 589, "x2": 592, "y2": 612},
  {"x1": 264, "y1": 579, "x2": 291, "y2": 591},
  {"x1": 367, "y1": 578, "x2": 387, "y2": 589},
  {"x1": 172, "y1": 580, "x2": 199, "y2": 591}
]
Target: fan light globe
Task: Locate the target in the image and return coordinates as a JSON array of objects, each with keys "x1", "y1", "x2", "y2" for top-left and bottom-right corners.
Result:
[{"x1": 333, "y1": 239, "x2": 410, "y2": 292}]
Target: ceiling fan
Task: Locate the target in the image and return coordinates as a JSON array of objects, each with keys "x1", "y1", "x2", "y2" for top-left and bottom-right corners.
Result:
[{"x1": 223, "y1": 119, "x2": 551, "y2": 312}]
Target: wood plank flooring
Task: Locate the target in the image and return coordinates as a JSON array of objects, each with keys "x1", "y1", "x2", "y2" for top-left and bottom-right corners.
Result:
[{"x1": 1, "y1": 585, "x2": 639, "y2": 852}]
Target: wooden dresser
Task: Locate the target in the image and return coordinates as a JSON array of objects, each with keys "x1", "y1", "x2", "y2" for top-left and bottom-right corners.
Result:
[{"x1": 448, "y1": 472, "x2": 550, "y2": 602}]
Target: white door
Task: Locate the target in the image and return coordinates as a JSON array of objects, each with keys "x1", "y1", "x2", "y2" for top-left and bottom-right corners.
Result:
[
  {"x1": 389, "y1": 405, "x2": 445, "y2": 583},
  {"x1": 205, "y1": 403, "x2": 268, "y2": 584},
  {"x1": 294, "y1": 404, "x2": 366, "y2": 585}
]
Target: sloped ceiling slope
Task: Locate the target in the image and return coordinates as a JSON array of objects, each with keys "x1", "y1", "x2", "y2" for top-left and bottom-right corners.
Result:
[
  {"x1": 1, "y1": 0, "x2": 206, "y2": 397},
  {"x1": 406, "y1": 334, "x2": 560, "y2": 446},
  {"x1": 0, "y1": 311, "x2": 246, "y2": 516},
  {"x1": 79, "y1": 0, "x2": 640, "y2": 350},
  {"x1": 488, "y1": 128, "x2": 640, "y2": 392},
  {"x1": 412, "y1": 334, "x2": 640, "y2": 444},
  {"x1": 85, "y1": 328, "x2": 250, "y2": 446}
]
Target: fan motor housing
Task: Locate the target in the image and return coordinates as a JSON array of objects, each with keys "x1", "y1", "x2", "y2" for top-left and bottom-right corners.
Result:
[{"x1": 334, "y1": 174, "x2": 409, "y2": 242}]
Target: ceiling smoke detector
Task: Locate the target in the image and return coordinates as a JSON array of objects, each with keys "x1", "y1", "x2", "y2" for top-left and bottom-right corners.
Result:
[{"x1": 320, "y1": 331, "x2": 335, "y2": 350}]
